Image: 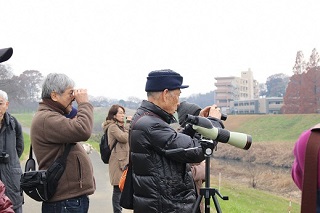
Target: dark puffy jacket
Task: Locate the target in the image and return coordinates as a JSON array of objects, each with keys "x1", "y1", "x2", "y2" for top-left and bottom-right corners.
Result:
[{"x1": 130, "y1": 100, "x2": 223, "y2": 213}]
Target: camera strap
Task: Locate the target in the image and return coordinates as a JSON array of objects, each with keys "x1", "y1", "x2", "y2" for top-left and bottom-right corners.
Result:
[{"x1": 301, "y1": 129, "x2": 320, "y2": 213}]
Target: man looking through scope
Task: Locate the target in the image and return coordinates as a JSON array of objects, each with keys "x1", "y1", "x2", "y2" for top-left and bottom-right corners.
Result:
[{"x1": 126, "y1": 69, "x2": 224, "y2": 213}]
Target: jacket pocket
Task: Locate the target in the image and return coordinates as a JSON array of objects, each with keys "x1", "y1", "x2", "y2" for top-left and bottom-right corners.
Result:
[{"x1": 116, "y1": 150, "x2": 129, "y2": 170}]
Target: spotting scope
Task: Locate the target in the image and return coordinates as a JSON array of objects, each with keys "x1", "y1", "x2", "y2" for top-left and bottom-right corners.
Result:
[{"x1": 185, "y1": 115, "x2": 252, "y2": 150}]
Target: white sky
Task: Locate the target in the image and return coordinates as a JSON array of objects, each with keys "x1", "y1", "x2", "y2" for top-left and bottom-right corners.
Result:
[{"x1": 1, "y1": 0, "x2": 320, "y2": 100}]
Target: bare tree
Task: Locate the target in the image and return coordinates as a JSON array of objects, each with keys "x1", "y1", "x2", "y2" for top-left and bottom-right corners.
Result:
[
  {"x1": 307, "y1": 48, "x2": 320, "y2": 70},
  {"x1": 292, "y1": 50, "x2": 307, "y2": 74}
]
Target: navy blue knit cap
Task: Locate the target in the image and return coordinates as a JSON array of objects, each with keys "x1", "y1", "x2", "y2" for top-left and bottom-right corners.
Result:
[{"x1": 145, "y1": 69, "x2": 189, "y2": 92}]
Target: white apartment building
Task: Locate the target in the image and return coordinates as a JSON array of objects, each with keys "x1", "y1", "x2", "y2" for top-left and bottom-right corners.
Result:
[{"x1": 214, "y1": 69, "x2": 260, "y2": 113}]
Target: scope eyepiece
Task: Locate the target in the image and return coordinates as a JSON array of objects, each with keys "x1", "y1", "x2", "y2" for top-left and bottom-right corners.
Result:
[{"x1": 221, "y1": 113, "x2": 227, "y2": 121}]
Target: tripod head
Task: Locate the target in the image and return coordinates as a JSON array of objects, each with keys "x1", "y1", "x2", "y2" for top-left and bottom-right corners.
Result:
[{"x1": 199, "y1": 139, "x2": 218, "y2": 157}]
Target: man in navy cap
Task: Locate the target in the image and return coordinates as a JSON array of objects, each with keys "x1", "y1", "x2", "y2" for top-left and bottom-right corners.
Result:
[{"x1": 126, "y1": 69, "x2": 224, "y2": 212}]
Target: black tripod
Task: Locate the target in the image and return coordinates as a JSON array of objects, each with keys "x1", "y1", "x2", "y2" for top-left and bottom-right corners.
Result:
[{"x1": 192, "y1": 140, "x2": 229, "y2": 213}]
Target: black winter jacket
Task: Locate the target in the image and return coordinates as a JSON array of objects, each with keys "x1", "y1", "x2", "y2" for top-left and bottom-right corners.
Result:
[{"x1": 130, "y1": 100, "x2": 223, "y2": 213}]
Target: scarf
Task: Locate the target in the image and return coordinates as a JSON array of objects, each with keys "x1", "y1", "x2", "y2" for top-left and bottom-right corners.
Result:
[{"x1": 41, "y1": 98, "x2": 69, "y2": 115}]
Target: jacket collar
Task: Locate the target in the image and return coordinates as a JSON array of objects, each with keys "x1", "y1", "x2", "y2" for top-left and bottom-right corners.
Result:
[
  {"x1": 140, "y1": 100, "x2": 177, "y2": 124},
  {"x1": 3, "y1": 112, "x2": 9, "y2": 126},
  {"x1": 2, "y1": 112, "x2": 14, "y2": 130}
]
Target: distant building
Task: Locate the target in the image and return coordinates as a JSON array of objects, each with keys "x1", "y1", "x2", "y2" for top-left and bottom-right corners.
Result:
[
  {"x1": 230, "y1": 97, "x2": 284, "y2": 114},
  {"x1": 214, "y1": 68, "x2": 259, "y2": 113}
]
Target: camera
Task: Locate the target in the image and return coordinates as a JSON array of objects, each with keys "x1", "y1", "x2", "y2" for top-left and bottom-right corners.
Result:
[{"x1": 0, "y1": 152, "x2": 9, "y2": 164}]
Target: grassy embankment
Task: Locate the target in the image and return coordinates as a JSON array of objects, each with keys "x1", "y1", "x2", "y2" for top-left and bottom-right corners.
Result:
[{"x1": 15, "y1": 110, "x2": 320, "y2": 213}]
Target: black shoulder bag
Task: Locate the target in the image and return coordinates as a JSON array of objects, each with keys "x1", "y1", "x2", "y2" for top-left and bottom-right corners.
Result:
[{"x1": 20, "y1": 143, "x2": 74, "y2": 202}]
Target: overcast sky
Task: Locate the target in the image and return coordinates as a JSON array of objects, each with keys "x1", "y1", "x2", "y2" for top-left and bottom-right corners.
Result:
[{"x1": 1, "y1": 0, "x2": 320, "y2": 100}]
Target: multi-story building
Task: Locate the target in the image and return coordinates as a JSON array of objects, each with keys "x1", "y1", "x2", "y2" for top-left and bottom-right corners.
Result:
[
  {"x1": 230, "y1": 97, "x2": 283, "y2": 114},
  {"x1": 214, "y1": 68, "x2": 259, "y2": 113}
]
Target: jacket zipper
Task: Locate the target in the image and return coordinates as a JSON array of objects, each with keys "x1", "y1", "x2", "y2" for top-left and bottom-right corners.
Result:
[{"x1": 77, "y1": 156, "x2": 83, "y2": 188}]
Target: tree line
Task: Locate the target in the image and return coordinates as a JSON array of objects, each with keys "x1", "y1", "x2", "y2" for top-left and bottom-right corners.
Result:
[{"x1": 1, "y1": 48, "x2": 320, "y2": 114}]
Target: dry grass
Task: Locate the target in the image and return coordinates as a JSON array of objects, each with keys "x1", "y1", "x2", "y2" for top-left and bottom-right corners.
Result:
[{"x1": 210, "y1": 141, "x2": 301, "y2": 204}]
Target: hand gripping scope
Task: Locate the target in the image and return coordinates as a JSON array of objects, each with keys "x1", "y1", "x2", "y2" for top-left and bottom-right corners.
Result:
[{"x1": 185, "y1": 115, "x2": 252, "y2": 150}]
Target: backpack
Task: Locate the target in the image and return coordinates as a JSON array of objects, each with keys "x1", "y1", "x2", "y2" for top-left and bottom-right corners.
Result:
[{"x1": 100, "y1": 129, "x2": 118, "y2": 164}]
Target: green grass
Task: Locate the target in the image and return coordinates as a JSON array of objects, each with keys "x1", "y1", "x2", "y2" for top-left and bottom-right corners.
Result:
[
  {"x1": 21, "y1": 132, "x2": 31, "y2": 160},
  {"x1": 224, "y1": 114, "x2": 320, "y2": 142},
  {"x1": 12, "y1": 113, "x2": 34, "y2": 127},
  {"x1": 210, "y1": 181, "x2": 300, "y2": 213}
]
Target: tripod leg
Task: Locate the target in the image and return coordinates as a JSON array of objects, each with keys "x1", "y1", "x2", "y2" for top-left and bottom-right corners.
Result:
[
  {"x1": 192, "y1": 195, "x2": 203, "y2": 213},
  {"x1": 204, "y1": 194, "x2": 211, "y2": 213},
  {"x1": 212, "y1": 193, "x2": 222, "y2": 213}
]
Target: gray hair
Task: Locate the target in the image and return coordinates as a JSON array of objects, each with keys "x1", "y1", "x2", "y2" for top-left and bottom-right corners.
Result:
[
  {"x1": 41, "y1": 73, "x2": 75, "y2": 99},
  {"x1": 0, "y1": 90, "x2": 8, "y2": 101},
  {"x1": 147, "y1": 91, "x2": 162, "y2": 99}
]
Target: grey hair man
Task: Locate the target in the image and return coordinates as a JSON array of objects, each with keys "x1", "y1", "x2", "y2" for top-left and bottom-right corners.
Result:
[{"x1": 30, "y1": 73, "x2": 95, "y2": 212}]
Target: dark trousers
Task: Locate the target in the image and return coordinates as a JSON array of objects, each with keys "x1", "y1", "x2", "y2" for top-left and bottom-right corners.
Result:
[
  {"x1": 113, "y1": 185, "x2": 122, "y2": 213},
  {"x1": 42, "y1": 195, "x2": 89, "y2": 213}
]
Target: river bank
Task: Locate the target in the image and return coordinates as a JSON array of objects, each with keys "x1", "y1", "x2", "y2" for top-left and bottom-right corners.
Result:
[{"x1": 208, "y1": 141, "x2": 301, "y2": 204}]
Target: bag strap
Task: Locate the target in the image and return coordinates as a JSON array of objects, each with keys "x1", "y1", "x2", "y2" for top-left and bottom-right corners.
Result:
[
  {"x1": 28, "y1": 143, "x2": 74, "y2": 163},
  {"x1": 29, "y1": 144, "x2": 33, "y2": 160},
  {"x1": 301, "y1": 129, "x2": 320, "y2": 212},
  {"x1": 111, "y1": 141, "x2": 118, "y2": 151},
  {"x1": 58, "y1": 143, "x2": 74, "y2": 162},
  {"x1": 106, "y1": 128, "x2": 118, "y2": 151}
]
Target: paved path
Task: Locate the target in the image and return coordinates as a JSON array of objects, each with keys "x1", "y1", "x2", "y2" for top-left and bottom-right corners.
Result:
[{"x1": 22, "y1": 150, "x2": 133, "y2": 213}]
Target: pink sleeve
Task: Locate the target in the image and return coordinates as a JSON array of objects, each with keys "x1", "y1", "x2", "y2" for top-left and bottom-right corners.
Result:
[
  {"x1": 291, "y1": 129, "x2": 320, "y2": 190},
  {"x1": 0, "y1": 181, "x2": 14, "y2": 213}
]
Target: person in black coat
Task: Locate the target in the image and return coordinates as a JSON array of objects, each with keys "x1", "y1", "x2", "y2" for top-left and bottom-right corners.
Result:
[
  {"x1": 0, "y1": 47, "x2": 23, "y2": 213},
  {"x1": 129, "y1": 69, "x2": 224, "y2": 213}
]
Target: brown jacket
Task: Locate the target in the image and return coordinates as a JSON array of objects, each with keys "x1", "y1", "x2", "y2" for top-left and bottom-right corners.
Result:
[
  {"x1": 191, "y1": 161, "x2": 205, "y2": 213},
  {"x1": 30, "y1": 102, "x2": 95, "y2": 202},
  {"x1": 102, "y1": 120, "x2": 129, "y2": 185}
]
